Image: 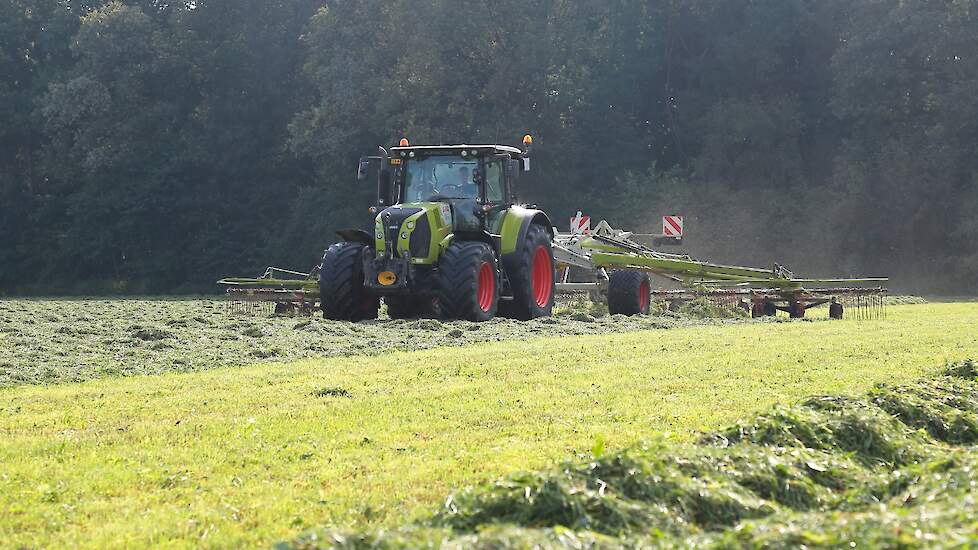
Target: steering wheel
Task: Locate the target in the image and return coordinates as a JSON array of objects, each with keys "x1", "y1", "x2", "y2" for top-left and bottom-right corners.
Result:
[{"x1": 438, "y1": 184, "x2": 462, "y2": 196}]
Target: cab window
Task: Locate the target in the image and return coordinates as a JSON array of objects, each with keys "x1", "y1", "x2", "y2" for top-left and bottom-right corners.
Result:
[
  {"x1": 485, "y1": 160, "x2": 504, "y2": 203},
  {"x1": 403, "y1": 157, "x2": 479, "y2": 202}
]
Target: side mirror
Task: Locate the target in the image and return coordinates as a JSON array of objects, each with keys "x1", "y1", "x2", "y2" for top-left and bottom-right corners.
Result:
[
  {"x1": 378, "y1": 169, "x2": 392, "y2": 206},
  {"x1": 357, "y1": 158, "x2": 370, "y2": 181}
]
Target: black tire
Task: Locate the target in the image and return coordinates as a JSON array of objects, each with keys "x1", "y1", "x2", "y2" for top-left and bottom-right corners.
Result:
[
  {"x1": 500, "y1": 224, "x2": 556, "y2": 320},
  {"x1": 829, "y1": 301, "x2": 844, "y2": 320},
  {"x1": 751, "y1": 302, "x2": 765, "y2": 318},
  {"x1": 789, "y1": 301, "x2": 806, "y2": 319},
  {"x1": 607, "y1": 270, "x2": 652, "y2": 315},
  {"x1": 319, "y1": 242, "x2": 379, "y2": 321},
  {"x1": 385, "y1": 295, "x2": 422, "y2": 319},
  {"x1": 438, "y1": 241, "x2": 499, "y2": 322}
]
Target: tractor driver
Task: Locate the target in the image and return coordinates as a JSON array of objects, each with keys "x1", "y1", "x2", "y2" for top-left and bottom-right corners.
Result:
[
  {"x1": 457, "y1": 167, "x2": 472, "y2": 191},
  {"x1": 458, "y1": 166, "x2": 479, "y2": 199},
  {"x1": 432, "y1": 165, "x2": 479, "y2": 199}
]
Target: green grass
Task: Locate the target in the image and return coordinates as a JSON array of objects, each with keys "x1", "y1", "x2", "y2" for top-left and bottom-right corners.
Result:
[
  {"x1": 288, "y1": 361, "x2": 978, "y2": 548},
  {"x1": 1, "y1": 303, "x2": 976, "y2": 548}
]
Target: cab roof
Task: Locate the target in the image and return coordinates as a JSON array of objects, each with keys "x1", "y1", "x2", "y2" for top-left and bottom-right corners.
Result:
[{"x1": 390, "y1": 144, "x2": 524, "y2": 158}]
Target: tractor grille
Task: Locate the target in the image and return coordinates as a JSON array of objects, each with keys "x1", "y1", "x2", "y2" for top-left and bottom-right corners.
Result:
[
  {"x1": 380, "y1": 207, "x2": 422, "y2": 258},
  {"x1": 409, "y1": 212, "x2": 431, "y2": 258}
]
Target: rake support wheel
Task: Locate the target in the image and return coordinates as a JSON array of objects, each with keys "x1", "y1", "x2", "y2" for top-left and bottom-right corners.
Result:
[
  {"x1": 829, "y1": 301, "x2": 844, "y2": 319},
  {"x1": 608, "y1": 270, "x2": 652, "y2": 316}
]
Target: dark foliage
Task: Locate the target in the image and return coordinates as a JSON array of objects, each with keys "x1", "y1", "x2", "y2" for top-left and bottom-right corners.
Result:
[{"x1": 2, "y1": 1, "x2": 976, "y2": 294}]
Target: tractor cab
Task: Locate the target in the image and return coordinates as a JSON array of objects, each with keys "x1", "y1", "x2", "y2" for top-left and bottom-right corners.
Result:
[
  {"x1": 389, "y1": 143, "x2": 526, "y2": 205},
  {"x1": 354, "y1": 138, "x2": 534, "y2": 267},
  {"x1": 325, "y1": 135, "x2": 556, "y2": 322},
  {"x1": 383, "y1": 143, "x2": 527, "y2": 237}
]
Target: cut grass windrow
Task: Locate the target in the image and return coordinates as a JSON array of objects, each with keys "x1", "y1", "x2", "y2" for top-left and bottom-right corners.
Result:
[
  {"x1": 0, "y1": 297, "x2": 923, "y2": 388},
  {"x1": 287, "y1": 360, "x2": 978, "y2": 548},
  {"x1": 0, "y1": 298, "x2": 719, "y2": 387}
]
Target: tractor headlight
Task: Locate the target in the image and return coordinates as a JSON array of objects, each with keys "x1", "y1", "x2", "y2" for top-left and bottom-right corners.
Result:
[
  {"x1": 406, "y1": 221, "x2": 415, "y2": 229},
  {"x1": 401, "y1": 232, "x2": 408, "y2": 240},
  {"x1": 376, "y1": 232, "x2": 384, "y2": 240}
]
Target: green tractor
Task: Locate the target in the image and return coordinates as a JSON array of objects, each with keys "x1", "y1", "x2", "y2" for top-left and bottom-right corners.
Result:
[{"x1": 320, "y1": 135, "x2": 556, "y2": 322}]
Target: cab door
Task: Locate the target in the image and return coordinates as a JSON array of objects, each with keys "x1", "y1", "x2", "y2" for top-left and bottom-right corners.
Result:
[{"x1": 484, "y1": 155, "x2": 509, "y2": 234}]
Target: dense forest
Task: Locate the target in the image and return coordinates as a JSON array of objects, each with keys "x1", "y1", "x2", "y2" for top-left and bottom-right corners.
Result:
[{"x1": 1, "y1": 0, "x2": 976, "y2": 295}]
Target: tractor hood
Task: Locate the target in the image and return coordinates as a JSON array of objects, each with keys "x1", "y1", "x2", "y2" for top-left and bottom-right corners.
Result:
[{"x1": 374, "y1": 202, "x2": 455, "y2": 264}]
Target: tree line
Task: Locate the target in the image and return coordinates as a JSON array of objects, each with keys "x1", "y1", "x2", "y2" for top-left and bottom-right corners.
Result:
[{"x1": 2, "y1": 0, "x2": 976, "y2": 294}]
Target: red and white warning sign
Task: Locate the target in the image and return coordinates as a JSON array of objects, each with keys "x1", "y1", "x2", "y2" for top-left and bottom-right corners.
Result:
[
  {"x1": 570, "y1": 211, "x2": 591, "y2": 235},
  {"x1": 662, "y1": 215, "x2": 684, "y2": 237}
]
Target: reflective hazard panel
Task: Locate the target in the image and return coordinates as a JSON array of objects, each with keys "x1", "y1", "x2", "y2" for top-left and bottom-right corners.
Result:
[
  {"x1": 570, "y1": 211, "x2": 591, "y2": 235},
  {"x1": 662, "y1": 215, "x2": 683, "y2": 237}
]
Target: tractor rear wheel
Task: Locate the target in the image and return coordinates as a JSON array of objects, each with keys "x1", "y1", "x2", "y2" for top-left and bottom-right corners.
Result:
[
  {"x1": 438, "y1": 241, "x2": 499, "y2": 321},
  {"x1": 499, "y1": 224, "x2": 555, "y2": 320},
  {"x1": 319, "y1": 242, "x2": 379, "y2": 321},
  {"x1": 608, "y1": 270, "x2": 652, "y2": 315}
]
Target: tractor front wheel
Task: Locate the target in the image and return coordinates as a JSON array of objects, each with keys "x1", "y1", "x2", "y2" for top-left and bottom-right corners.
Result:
[
  {"x1": 438, "y1": 241, "x2": 499, "y2": 322},
  {"x1": 499, "y1": 224, "x2": 555, "y2": 320},
  {"x1": 319, "y1": 242, "x2": 379, "y2": 321},
  {"x1": 608, "y1": 270, "x2": 652, "y2": 316}
]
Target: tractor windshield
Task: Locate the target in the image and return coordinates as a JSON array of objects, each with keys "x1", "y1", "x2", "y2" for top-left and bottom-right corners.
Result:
[{"x1": 403, "y1": 157, "x2": 480, "y2": 202}]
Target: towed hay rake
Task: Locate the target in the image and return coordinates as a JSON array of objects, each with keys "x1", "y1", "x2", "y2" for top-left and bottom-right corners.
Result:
[
  {"x1": 551, "y1": 218, "x2": 887, "y2": 319},
  {"x1": 219, "y1": 266, "x2": 320, "y2": 315}
]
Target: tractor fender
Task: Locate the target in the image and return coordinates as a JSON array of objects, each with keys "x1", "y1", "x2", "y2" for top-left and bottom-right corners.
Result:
[
  {"x1": 437, "y1": 231, "x2": 498, "y2": 260},
  {"x1": 499, "y1": 206, "x2": 553, "y2": 255},
  {"x1": 453, "y1": 230, "x2": 497, "y2": 250},
  {"x1": 437, "y1": 233, "x2": 455, "y2": 254},
  {"x1": 335, "y1": 229, "x2": 374, "y2": 246},
  {"x1": 499, "y1": 206, "x2": 554, "y2": 276}
]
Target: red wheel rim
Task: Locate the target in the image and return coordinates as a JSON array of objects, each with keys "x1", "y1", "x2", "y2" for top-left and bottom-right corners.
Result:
[
  {"x1": 531, "y1": 246, "x2": 553, "y2": 307},
  {"x1": 477, "y1": 261, "x2": 495, "y2": 312},
  {"x1": 639, "y1": 279, "x2": 650, "y2": 312}
]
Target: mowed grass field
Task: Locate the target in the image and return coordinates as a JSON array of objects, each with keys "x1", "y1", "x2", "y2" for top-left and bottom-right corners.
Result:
[{"x1": 1, "y1": 302, "x2": 976, "y2": 548}]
